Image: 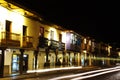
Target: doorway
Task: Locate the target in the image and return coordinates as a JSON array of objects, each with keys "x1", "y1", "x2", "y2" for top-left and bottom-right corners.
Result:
[
  {"x1": 11, "y1": 54, "x2": 28, "y2": 73},
  {"x1": 12, "y1": 54, "x2": 19, "y2": 73},
  {"x1": 23, "y1": 54, "x2": 28, "y2": 72}
]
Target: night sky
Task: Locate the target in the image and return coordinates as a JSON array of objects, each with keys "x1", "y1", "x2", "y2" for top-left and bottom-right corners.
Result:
[{"x1": 12, "y1": 0, "x2": 119, "y2": 47}]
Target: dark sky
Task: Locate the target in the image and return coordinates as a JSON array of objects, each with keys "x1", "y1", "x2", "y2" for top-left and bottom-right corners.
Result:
[{"x1": 12, "y1": 0, "x2": 119, "y2": 47}]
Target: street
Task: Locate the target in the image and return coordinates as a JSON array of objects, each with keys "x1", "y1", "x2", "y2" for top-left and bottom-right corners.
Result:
[
  {"x1": 84, "y1": 71, "x2": 120, "y2": 80},
  {"x1": 22, "y1": 66, "x2": 120, "y2": 80}
]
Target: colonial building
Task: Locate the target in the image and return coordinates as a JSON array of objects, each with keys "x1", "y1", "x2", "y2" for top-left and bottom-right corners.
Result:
[
  {"x1": 37, "y1": 24, "x2": 65, "y2": 68},
  {"x1": 0, "y1": 0, "x2": 116, "y2": 78},
  {"x1": 0, "y1": 0, "x2": 44, "y2": 77},
  {"x1": 0, "y1": 0, "x2": 66, "y2": 77},
  {"x1": 65, "y1": 30, "x2": 82, "y2": 66},
  {"x1": 80, "y1": 37, "x2": 94, "y2": 66}
]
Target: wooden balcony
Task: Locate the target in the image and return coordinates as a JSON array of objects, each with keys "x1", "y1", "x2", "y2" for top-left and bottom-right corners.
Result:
[
  {"x1": 0, "y1": 32, "x2": 20, "y2": 47},
  {"x1": 38, "y1": 37, "x2": 65, "y2": 50},
  {"x1": 50, "y1": 40, "x2": 65, "y2": 50},
  {"x1": 69, "y1": 44, "x2": 80, "y2": 52},
  {"x1": 58, "y1": 42, "x2": 65, "y2": 51},
  {"x1": 38, "y1": 37, "x2": 49, "y2": 48},
  {"x1": 22, "y1": 36, "x2": 33, "y2": 48}
]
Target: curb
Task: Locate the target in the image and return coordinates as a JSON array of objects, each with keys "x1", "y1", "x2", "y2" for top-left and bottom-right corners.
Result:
[{"x1": 0, "y1": 66, "x2": 100, "y2": 80}]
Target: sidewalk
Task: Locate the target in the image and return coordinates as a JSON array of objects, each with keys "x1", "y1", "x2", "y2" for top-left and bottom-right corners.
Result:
[{"x1": 0, "y1": 66, "x2": 100, "y2": 80}]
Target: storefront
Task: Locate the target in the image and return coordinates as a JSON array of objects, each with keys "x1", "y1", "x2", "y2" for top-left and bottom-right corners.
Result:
[{"x1": 3, "y1": 48, "x2": 34, "y2": 75}]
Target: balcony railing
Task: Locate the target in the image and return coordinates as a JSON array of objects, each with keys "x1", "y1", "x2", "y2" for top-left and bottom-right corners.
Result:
[
  {"x1": 50, "y1": 40, "x2": 65, "y2": 50},
  {"x1": 0, "y1": 32, "x2": 20, "y2": 47},
  {"x1": 58, "y1": 42, "x2": 65, "y2": 51},
  {"x1": 69, "y1": 44, "x2": 80, "y2": 52},
  {"x1": 38, "y1": 37, "x2": 65, "y2": 50},
  {"x1": 22, "y1": 36, "x2": 33, "y2": 48}
]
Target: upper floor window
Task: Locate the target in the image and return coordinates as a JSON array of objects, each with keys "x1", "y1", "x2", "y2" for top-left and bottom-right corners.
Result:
[
  {"x1": 6, "y1": 20, "x2": 12, "y2": 32},
  {"x1": 84, "y1": 38, "x2": 87, "y2": 44},
  {"x1": 88, "y1": 40, "x2": 91, "y2": 46},
  {"x1": 50, "y1": 30, "x2": 54, "y2": 40},
  {"x1": 77, "y1": 37, "x2": 81, "y2": 45},
  {"x1": 59, "y1": 33, "x2": 62, "y2": 42},
  {"x1": 5, "y1": 20, "x2": 12, "y2": 39},
  {"x1": 70, "y1": 34, "x2": 77, "y2": 45},
  {"x1": 39, "y1": 27, "x2": 44, "y2": 37},
  {"x1": 23, "y1": 25, "x2": 27, "y2": 36}
]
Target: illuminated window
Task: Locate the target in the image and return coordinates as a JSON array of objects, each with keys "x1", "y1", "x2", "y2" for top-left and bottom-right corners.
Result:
[
  {"x1": 84, "y1": 38, "x2": 87, "y2": 44},
  {"x1": 89, "y1": 40, "x2": 91, "y2": 46},
  {"x1": 0, "y1": 50, "x2": 2, "y2": 54},
  {"x1": 50, "y1": 30, "x2": 54, "y2": 40},
  {"x1": 70, "y1": 33, "x2": 78, "y2": 45}
]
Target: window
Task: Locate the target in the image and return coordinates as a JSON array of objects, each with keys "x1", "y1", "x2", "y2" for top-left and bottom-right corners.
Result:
[
  {"x1": 6, "y1": 20, "x2": 12, "y2": 39},
  {"x1": 23, "y1": 25, "x2": 27, "y2": 36},
  {"x1": 6, "y1": 20, "x2": 12, "y2": 32},
  {"x1": 59, "y1": 34, "x2": 62, "y2": 42},
  {"x1": 50, "y1": 30, "x2": 54, "y2": 40},
  {"x1": 39, "y1": 27, "x2": 44, "y2": 37},
  {"x1": 70, "y1": 33, "x2": 77, "y2": 45}
]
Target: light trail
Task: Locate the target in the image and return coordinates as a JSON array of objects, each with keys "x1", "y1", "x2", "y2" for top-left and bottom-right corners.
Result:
[
  {"x1": 27, "y1": 66, "x2": 82, "y2": 73},
  {"x1": 49, "y1": 66, "x2": 120, "y2": 80},
  {"x1": 71, "y1": 68, "x2": 120, "y2": 80}
]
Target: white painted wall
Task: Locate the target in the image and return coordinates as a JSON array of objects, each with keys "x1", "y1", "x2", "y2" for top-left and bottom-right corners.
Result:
[
  {"x1": 38, "y1": 52, "x2": 46, "y2": 69},
  {"x1": 24, "y1": 50, "x2": 34, "y2": 70}
]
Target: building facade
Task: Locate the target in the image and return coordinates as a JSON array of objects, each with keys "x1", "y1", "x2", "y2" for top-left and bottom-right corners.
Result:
[
  {"x1": 0, "y1": 0, "x2": 116, "y2": 78},
  {"x1": 65, "y1": 30, "x2": 82, "y2": 66},
  {"x1": 37, "y1": 24, "x2": 65, "y2": 68},
  {"x1": 0, "y1": 1, "x2": 43, "y2": 77}
]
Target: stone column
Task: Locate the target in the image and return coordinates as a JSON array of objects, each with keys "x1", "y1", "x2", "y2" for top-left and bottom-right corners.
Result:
[
  {"x1": 78, "y1": 53, "x2": 81, "y2": 66},
  {"x1": 0, "y1": 47, "x2": 6, "y2": 77},
  {"x1": 55, "y1": 49, "x2": 59, "y2": 66},
  {"x1": 44, "y1": 47, "x2": 50, "y2": 67},
  {"x1": 89, "y1": 53, "x2": 92, "y2": 66},
  {"x1": 19, "y1": 49, "x2": 24, "y2": 74},
  {"x1": 68, "y1": 52, "x2": 71, "y2": 66},
  {"x1": 74, "y1": 53, "x2": 76, "y2": 65},
  {"x1": 55, "y1": 49, "x2": 58, "y2": 63},
  {"x1": 34, "y1": 50, "x2": 38, "y2": 70},
  {"x1": 62, "y1": 50, "x2": 66, "y2": 65}
]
